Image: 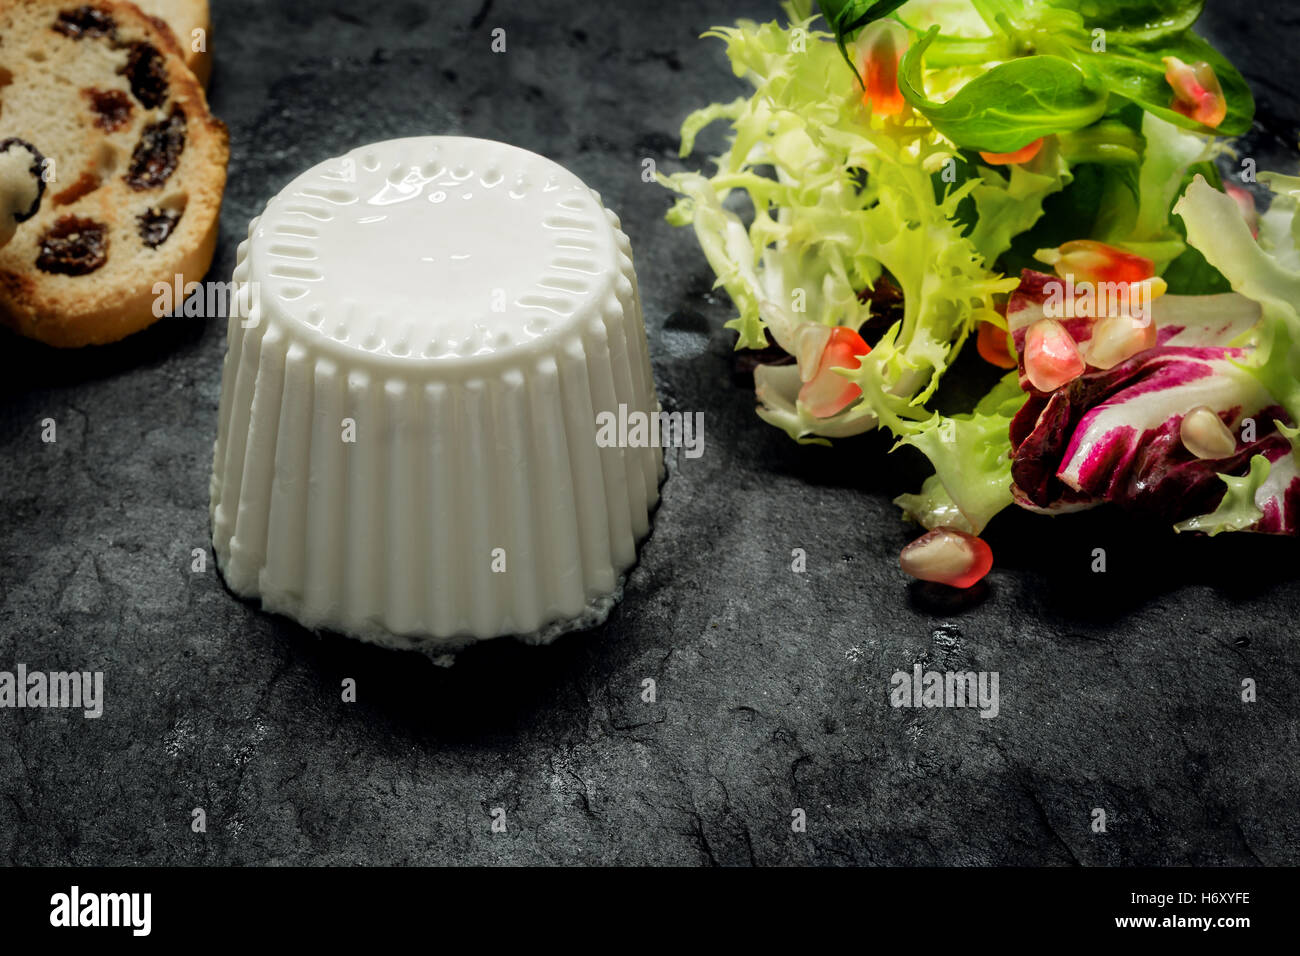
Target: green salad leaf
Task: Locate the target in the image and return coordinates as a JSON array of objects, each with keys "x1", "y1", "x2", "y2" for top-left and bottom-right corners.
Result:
[
  {"x1": 1172, "y1": 454, "x2": 1271, "y2": 536},
  {"x1": 966, "y1": 138, "x2": 1074, "y2": 262},
  {"x1": 899, "y1": 27, "x2": 1108, "y2": 153},
  {"x1": 1042, "y1": 0, "x2": 1206, "y2": 47},
  {"x1": 895, "y1": 371, "x2": 1028, "y2": 533},
  {"x1": 1176, "y1": 175, "x2": 1300, "y2": 412},
  {"x1": 1082, "y1": 30, "x2": 1253, "y2": 137}
]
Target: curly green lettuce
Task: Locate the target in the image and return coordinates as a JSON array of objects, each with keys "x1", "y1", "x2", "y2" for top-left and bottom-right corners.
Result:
[
  {"x1": 659, "y1": 14, "x2": 1049, "y2": 444},
  {"x1": 893, "y1": 371, "x2": 1027, "y2": 532}
]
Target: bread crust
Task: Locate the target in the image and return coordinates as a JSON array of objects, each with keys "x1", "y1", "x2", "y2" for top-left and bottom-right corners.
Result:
[
  {"x1": 0, "y1": 0, "x2": 228, "y2": 347},
  {"x1": 128, "y1": 0, "x2": 211, "y2": 87}
]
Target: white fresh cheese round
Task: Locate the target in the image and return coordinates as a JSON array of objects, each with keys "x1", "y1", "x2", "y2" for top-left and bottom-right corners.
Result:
[{"x1": 210, "y1": 136, "x2": 662, "y2": 652}]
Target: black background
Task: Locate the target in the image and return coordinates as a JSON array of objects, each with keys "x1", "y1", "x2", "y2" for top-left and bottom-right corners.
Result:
[{"x1": 0, "y1": 0, "x2": 1297, "y2": 865}]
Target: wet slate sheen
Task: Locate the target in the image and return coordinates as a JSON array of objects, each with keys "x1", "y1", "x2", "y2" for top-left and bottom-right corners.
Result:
[{"x1": 0, "y1": 1, "x2": 1297, "y2": 866}]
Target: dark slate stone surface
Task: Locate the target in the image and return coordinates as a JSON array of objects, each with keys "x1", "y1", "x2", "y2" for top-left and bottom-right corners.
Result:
[{"x1": 1, "y1": 0, "x2": 1298, "y2": 866}]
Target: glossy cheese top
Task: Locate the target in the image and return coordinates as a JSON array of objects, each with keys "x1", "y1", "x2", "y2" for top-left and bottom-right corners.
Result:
[{"x1": 249, "y1": 136, "x2": 618, "y2": 365}]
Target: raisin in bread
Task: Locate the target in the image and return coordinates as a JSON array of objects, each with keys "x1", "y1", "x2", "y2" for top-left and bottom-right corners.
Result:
[
  {"x1": 129, "y1": 0, "x2": 210, "y2": 87},
  {"x1": 0, "y1": 0, "x2": 228, "y2": 347}
]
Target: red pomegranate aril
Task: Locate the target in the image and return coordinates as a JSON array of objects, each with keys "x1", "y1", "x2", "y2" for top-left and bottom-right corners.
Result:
[
  {"x1": 1024, "y1": 318, "x2": 1085, "y2": 392},
  {"x1": 977, "y1": 320, "x2": 1017, "y2": 369},
  {"x1": 798, "y1": 325, "x2": 871, "y2": 418},
  {"x1": 1043, "y1": 239, "x2": 1154, "y2": 285},
  {"x1": 899, "y1": 526, "x2": 993, "y2": 589},
  {"x1": 1163, "y1": 56, "x2": 1227, "y2": 128},
  {"x1": 858, "y1": 20, "x2": 908, "y2": 116},
  {"x1": 979, "y1": 138, "x2": 1043, "y2": 166}
]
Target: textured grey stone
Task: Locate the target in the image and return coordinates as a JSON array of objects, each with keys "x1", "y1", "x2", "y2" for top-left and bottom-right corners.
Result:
[{"x1": 0, "y1": 0, "x2": 1297, "y2": 866}]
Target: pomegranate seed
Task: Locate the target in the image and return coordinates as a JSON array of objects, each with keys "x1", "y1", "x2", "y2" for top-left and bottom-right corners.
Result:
[
  {"x1": 1082, "y1": 312, "x2": 1158, "y2": 369},
  {"x1": 858, "y1": 20, "x2": 908, "y2": 116},
  {"x1": 1180, "y1": 405, "x2": 1237, "y2": 460},
  {"x1": 979, "y1": 138, "x2": 1043, "y2": 166},
  {"x1": 1163, "y1": 56, "x2": 1227, "y2": 128},
  {"x1": 1023, "y1": 318, "x2": 1085, "y2": 392},
  {"x1": 798, "y1": 325, "x2": 871, "y2": 418},
  {"x1": 1040, "y1": 239, "x2": 1154, "y2": 285},
  {"x1": 976, "y1": 320, "x2": 1017, "y2": 369},
  {"x1": 1225, "y1": 185, "x2": 1259, "y2": 238},
  {"x1": 899, "y1": 526, "x2": 993, "y2": 589}
]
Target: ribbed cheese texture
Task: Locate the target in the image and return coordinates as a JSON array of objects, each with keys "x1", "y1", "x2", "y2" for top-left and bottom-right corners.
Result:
[{"x1": 210, "y1": 136, "x2": 662, "y2": 652}]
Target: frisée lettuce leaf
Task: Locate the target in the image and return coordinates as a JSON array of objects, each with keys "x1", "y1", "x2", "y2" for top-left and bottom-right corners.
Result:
[{"x1": 660, "y1": 15, "x2": 1022, "y2": 442}]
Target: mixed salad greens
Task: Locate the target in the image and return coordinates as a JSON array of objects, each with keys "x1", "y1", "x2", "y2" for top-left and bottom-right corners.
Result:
[{"x1": 660, "y1": 0, "x2": 1300, "y2": 587}]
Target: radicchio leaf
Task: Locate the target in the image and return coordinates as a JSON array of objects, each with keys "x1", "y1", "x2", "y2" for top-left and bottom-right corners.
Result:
[{"x1": 1004, "y1": 270, "x2": 1299, "y2": 533}]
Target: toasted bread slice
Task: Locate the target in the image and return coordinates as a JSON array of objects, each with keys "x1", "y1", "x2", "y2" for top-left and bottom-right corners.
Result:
[{"x1": 0, "y1": 0, "x2": 228, "y2": 347}]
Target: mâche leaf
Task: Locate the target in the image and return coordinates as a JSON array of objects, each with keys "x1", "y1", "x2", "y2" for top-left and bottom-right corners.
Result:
[
  {"x1": 899, "y1": 27, "x2": 1109, "y2": 153},
  {"x1": 1072, "y1": 31, "x2": 1253, "y2": 136},
  {"x1": 1041, "y1": 0, "x2": 1206, "y2": 47}
]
